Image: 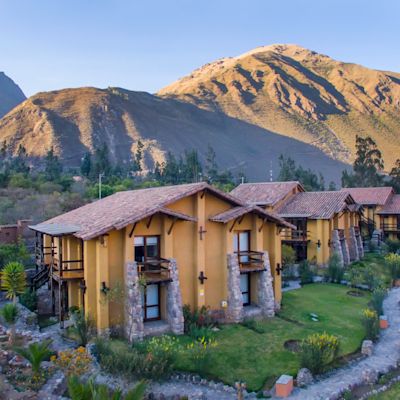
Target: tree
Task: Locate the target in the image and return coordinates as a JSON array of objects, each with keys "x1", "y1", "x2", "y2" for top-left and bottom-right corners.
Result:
[
  {"x1": 389, "y1": 159, "x2": 400, "y2": 193},
  {"x1": 0, "y1": 261, "x2": 26, "y2": 303},
  {"x1": 44, "y1": 147, "x2": 63, "y2": 181},
  {"x1": 81, "y1": 152, "x2": 92, "y2": 178},
  {"x1": 9, "y1": 145, "x2": 30, "y2": 174},
  {"x1": 92, "y1": 143, "x2": 111, "y2": 178},
  {"x1": 277, "y1": 155, "x2": 297, "y2": 182},
  {"x1": 183, "y1": 149, "x2": 202, "y2": 182},
  {"x1": 132, "y1": 140, "x2": 144, "y2": 173},
  {"x1": 342, "y1": 136, "x2": 384, "y2": 187},
  {"x1": 205, "y1": 144, "x2": 218, "y2": 183}
]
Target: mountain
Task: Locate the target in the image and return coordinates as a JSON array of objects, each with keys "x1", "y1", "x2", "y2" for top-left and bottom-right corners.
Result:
[
  {"x1": 0, "y1": 86, "x2": 347, "y2": 182},
  {"x1": 1, "y1": 44, "x2": 399, "y2": 183},
  {"x1": 159, "y1": 44, "x2": 400, "y2": 168},
  {"x1": 0, "y1": 72, "x2": 26, "y2": 118}
]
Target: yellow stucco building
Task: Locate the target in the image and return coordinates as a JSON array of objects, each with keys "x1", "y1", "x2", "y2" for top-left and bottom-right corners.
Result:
[
  {"x1": 30, "y1": 182, "x2": 292, "y2": 338},
  {"x1": 232, "y1": 182, "x2": 363, "y2": 266},
  {"x1": 342, "y1": 187, "x2": 399, "y2": 241}
]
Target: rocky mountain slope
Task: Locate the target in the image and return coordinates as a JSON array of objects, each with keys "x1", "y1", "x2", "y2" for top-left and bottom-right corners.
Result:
[
  {"x1": 1, "y1": 44, "x2": 399, "y2": 182},
  {"x1": 0, "y1": 72, "x2": 26, "y2": 118},
  {"x1": 159, "y1": 44, "x2": 400, "y2": 168},
  {"x1": 0, "y1": 86, "x2": 346, "y2": 182}
]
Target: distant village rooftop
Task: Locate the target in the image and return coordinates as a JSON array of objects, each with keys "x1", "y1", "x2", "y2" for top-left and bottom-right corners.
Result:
[
  {"x1": 230, "y1": 181, "x2": 304, "y2": 206},
  {"x1": 341, "y1": 187, "x2": 394, "y2": 206},
  {"x1": 30, "y1": 182, "x2": 292, "y2": 240}
]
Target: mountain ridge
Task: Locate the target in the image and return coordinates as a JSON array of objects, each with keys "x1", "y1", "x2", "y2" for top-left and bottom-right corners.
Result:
[{"x1": 0, "y1": 72, "x2": 26, "y2": 118}]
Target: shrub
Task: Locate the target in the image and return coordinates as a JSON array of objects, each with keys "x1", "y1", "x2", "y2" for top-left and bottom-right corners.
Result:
[
  {"x1": 15, "y1": 339, "x2": 53, "y2": 376},
  {"x1": 325, "y1": 253, "x2": 344, "y2": 283},
  {"x1": 0, "y1": 261, "x2": 26, "y2": 303},
  {"x1": 385, "y1": 253, "x2": 400, "y2": 285},
  {"x1": 70, "y1": 308, "x2": 95, "y2": 346},
  {"x1": 299, "y1": 332, "x2": 340, "y2": 374},
  {"x1": 362, "y1": 308, "x2": 379, "y2": 341},
  {"x1": 67, "y1": 375, "x2": 146, "y2": 400},
  {"x1": 370, "y1": 287, "x2": 387, "y2": 316},
  {"x1": 187, "y1": 336, "x2": 218, "y2": 374},
  {"x1": 347, "y1": 265, "x2": 363, "y2": 288},
  {"x1": 282, "y1": 244, "x2": 297, "y2": 280},
  {"x1": 385, "y1": 239, "x2": 400, "y2": 254},
  {"x1": 183, "y1": 305, "x2": 215, "y2": 334},
  {"x1": 299, "y1": 260, "x2": 314, "y2": 284},
  {"x1": 52, "y1": 346, "x2": 92, "y2": 377},
  {"x1": 363, "y1": 265, "x2": 380, "y2": 290},
  {"x1": 0, "y1": 303, "x2": 18, "y2": 344},
  {"x1": 19, "y1": 289, "x2": 38, "y2": 312}
]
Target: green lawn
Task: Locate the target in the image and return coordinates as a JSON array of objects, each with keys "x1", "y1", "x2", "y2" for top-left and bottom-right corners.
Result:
[
  {"x1": 175, "y1": 283, "x2": 370, "y2": 391},
  {"x1": 369, "y1": 382, "x2": 400, "y2": 399}
]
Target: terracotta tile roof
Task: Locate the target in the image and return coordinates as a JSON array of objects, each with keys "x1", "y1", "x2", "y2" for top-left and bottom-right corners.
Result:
[
  {"x1": 340, "y1": 187, "x2": 394, "y2": 206},
  {"x1": 377, "y1": 195, "x2": 400, "y2": 215},
  {"x1": 230, "y1": 181, "x2": 304, "y2": 207},
  {"x1": 209, "y1": 205, "x2": 295, "y2": 228},
  {"x1": 276, "y1": 191, "x2": 356, "y2": 219},
  {"x1": 37, "y1": 182, "x2": 243, "y2": 240}
]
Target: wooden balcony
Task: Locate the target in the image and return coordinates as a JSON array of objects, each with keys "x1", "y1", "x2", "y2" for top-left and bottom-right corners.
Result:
[
  {"x1": 353, "y1": 226, "x2": 361, "y2": 236},
  {"x1": 337, "y1": 229, "x2": 345, "y2": 240},
  {"x1": 137, "y1": 257, "x2": 172, "y2": 283},
  {"x1": 281, "y1": 229, "x2": 309, "y2": 242},
  {"x1": 237, "y1": 251, "x2": 265, "y2": 273},
  {"x1": 51, "y1": 258, "x2": 84, "y2": 282},
  {"x1": 380, "y1": 223, "x2": 400, "y2": 233}
]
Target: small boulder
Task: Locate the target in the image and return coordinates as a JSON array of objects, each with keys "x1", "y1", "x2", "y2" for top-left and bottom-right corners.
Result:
[
  {"x1": 9, "y1": 354, "x2": 29, "y2": 368},
  {"x1": 361, "y1": 340, "x2": 374, "y2": 356},
  {"x1": 297, "y1": 368, "x2": 314, "y2": 387},
  {"x1": 362, "y1": 368, "x2": 378, "y2": 384}
]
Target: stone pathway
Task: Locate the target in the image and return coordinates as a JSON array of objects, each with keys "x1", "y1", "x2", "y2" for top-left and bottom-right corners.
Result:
[{"x1": 274, "y1": 287, "x2": 400, "y2": 400}]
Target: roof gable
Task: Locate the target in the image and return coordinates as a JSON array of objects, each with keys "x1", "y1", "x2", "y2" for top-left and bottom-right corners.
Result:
[
  {"x1": 35, "y1": 182, "x2": 243, "y2": 240},
  {"x1": 277, "y1": 191, "x2": 356, "y2": 219},
  {"x1": 341, "y1": 187, "x2": 394, "y2": 206},
  {"x1": 231, "y1": 181, "x2": 304, "y2": 207}
]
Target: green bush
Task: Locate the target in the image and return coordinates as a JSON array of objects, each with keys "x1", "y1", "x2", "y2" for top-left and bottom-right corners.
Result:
[
  {"x1": 385, "y1": 239, "x2": 400, "y2": 254},
  {"x1": 95, "y1": 336, "x2": 182, "y2": 380},
  {"x1": 0, "y1": 303, "x2": 18, "y2": 324},
  {"x1": 183, "y1": 305, "x2": 215, "y2": 334},
  {"x1": 19, "y1": 289, "x2": 38, "y2": 312},
  {"x1": 299, "y1": 260, "x2": 314, "y2": 284},
  {"x1": 362, "y1": 308, "x2": 379, "y2": 341},
  {"x1": 299, "y1": 332, "x2": 340, "y2": 374},
  {"x1": 385, "y1": 253, "x2": 400, "y2": 284},
  {"x1": 282, "y1": 244, "x2": 296, "y2": 280},
  {"x1": 70, "y1": 308, "x2": 95, "y2": 346},
  {"x1": 370, "y1": 287, "x2": 387, "y2": 316},
  {"x1": 15, "y1": 339, "x2": 53, "y2": 376},
  {"x1": 363, "y1": 266, "x2": 380, "y2": 290},
  {"x1": 347, "y1": 265, "x2": 363, "y2": 288},
  {"x1": 325, "y1": 253, "x2": 344, "y2": 283}
]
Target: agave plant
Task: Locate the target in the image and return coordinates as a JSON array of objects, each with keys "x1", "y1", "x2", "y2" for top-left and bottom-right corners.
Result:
[
  {"x1": 0, "y1": 303, "x2": 18, "y2": 345},
  {"x1": 15, "y1": 339, "x2": 53, "y2": 376},
  {"x1": 67, "y1": 376, "x2": 146, "y2": 400},
  {"x1": 1, "y1": 261, "x2": 26, "y2": 304}
]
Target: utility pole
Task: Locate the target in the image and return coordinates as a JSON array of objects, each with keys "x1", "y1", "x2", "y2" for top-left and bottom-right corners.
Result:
[
  {"x1": 99, "y1": 173, "x2": 104, "y2": 199},
  {"x1": 270, "y1": 160, "x2": 273, "y2": 182}
]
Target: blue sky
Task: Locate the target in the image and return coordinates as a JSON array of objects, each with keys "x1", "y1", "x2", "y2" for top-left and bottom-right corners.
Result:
[{"x1": 1, "y1": 0, "x2": 399, "y2": 97}]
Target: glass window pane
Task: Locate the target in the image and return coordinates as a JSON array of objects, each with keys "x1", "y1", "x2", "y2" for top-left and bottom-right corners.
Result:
[
  {"x1": 233, "y1": 233, "x2": 239, "y2": 252},
  {"x1": 134, "y1": 237, "x2": 144, "y2": 246},
  {"x1": 239, "y1": 274, "x2": 249, "y2": 292},
  {"x1": 146, "y1": 306, "x2": 160, "y2": 319},
  {"x1": 134, "y1": 244, "x2": 145, "y2": 263},
  {"x1": 239, "y1": 232, "x2": 249, "y2": 251},
  {"x1": 147, "y1": 237, "x2": 158, "y2": 245},
  {"x1": 146, "y1": 284, "x2": 159, "y2": 306},
  {"x1": 242, "y1": 293, "x2": 249, "y2": 305}
]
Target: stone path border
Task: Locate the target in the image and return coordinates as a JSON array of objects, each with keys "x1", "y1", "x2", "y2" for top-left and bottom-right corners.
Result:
[{"x1": 272, "y1": 287, "x2": 400, "y2": 399}]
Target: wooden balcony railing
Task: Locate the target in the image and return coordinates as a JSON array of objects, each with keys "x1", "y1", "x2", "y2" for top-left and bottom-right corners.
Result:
[
  {"x1": 281, "y1": 229, "x2": 309, "y2": 242},
  {"x1": 52, "y1": 258, "x2": 84, "y2": 281},
  {"x1": 380, "y1": 223, "x2": 400, "y2": 233},
  {"x1": 137, "y1": 257, "x2": 172, "y2": 283},
  {"x1": 237, "y1": 251, "x2": 265, "y2": 272},
  {"x1": 337, "y1": 229, "x2": 345, "y2": 240}
]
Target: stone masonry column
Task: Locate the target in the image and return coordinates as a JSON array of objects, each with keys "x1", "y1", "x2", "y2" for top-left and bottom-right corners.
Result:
[
  {"x1": 124, "y1": 261, "x2": 144, "y2": 342},
  {"x1": 348, "y1": 226, "x2": 360, "y2": 262},
  {"x1": 331, "y1": 230, "x2": 344, "y2": 267},
  {"x1": 166, "y1": 259, "x2": 184, "y2": 335},
  {"x1": 357, "y1": 233, "x2": 364, "y2": 258},
  {"x1": 226, "y1": 254, "x2": 243, "y2": 323},
  {"x1": 341, "y1": 237, "x2": 351, "y2": 266},
  {"x1": 257, "y1": 251, "x2": 275, "y2": 317}
]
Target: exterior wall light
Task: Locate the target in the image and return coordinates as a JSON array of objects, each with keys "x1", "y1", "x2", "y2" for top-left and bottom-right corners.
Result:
[
  {"x1": 317, "y1": 239, "x2": 321, "y2": 248},
  {"x1": 101, "y1": 281, "x2": 110, "y2": 294}
]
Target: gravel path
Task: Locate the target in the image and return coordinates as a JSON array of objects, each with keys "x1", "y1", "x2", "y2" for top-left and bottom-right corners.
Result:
[{"x1": 275, "y1": 287, "x2": 400, "y2": 400}]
